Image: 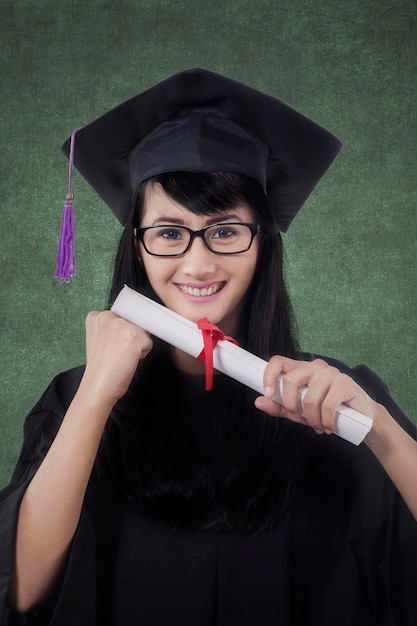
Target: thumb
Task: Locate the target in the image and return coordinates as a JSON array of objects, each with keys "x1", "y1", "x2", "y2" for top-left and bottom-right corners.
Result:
[{"x1": 255, "y1": 395, "x2": 306, "y2": 424}]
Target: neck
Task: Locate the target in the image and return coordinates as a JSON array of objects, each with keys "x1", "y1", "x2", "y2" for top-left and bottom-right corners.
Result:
[{"x1": 172, "y1": 347, "x2": 206, "y2": 374}]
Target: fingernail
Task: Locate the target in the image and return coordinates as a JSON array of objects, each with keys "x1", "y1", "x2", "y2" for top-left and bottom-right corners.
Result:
[
  {"x1": 264, "y1": 385, "x2": 273, "y2": 398},
  {"x1": 324, "y1": 429, "x2": 332, "y2": 435},
  {"x1": 314, "y1": 428, "x2": 324, "y2": 435}
]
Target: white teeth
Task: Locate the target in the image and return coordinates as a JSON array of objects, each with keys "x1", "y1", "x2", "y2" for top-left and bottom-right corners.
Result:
[{"x1": 179, "y1": 283, "x2": 223, "y2": 297}]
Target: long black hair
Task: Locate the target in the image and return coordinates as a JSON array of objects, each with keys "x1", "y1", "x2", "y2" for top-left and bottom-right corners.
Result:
[{"x1": 101, "y1": 172, "x2": 304, "y2": 533}]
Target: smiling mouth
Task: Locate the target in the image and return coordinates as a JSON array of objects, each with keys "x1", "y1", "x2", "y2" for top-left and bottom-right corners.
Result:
[{"x1": 177, "y1": 282, "x2": 225, "y2": 297}]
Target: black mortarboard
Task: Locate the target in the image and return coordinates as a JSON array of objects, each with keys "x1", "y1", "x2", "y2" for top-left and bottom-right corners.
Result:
[
  {"x1": 62, "y1": 68, "x2": 341, "y2": 228},
  {"x1": 56, "y1": 68, "x2": 341, "y2": 280}
]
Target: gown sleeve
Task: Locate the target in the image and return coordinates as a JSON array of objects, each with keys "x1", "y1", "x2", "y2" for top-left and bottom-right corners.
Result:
[
  {"x1": 301, "y1": 357, "x2": 417, "y2": 625},
  {"x1": 0, "y1": 367, "x2": 98, "y2": 626},
  {"x1": 351, "y1": 363, "x2": 417, "y2": 624}
]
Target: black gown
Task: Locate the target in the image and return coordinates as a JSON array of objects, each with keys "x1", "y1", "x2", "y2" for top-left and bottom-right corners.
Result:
[{"x1": 1, "y1": 358, "x2": 417, "y2": 626}]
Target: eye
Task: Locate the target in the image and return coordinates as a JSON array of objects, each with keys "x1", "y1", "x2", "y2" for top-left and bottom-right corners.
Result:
[
  {"x1": 158, "y1": 227, "x2": 184, "y2": 240},
  {"x1": 211, "y1": 226, "x2": 237, "y2": 240}
]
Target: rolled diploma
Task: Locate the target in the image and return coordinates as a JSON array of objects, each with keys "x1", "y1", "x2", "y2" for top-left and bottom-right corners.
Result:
[{"x1": 111, "y1": 286, "x2": 372, "y2": 446}]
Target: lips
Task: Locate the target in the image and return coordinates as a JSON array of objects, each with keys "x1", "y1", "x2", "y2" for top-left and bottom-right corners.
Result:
[{"x1": 177, "y1": 281, "x2": 225, "y2": 297}]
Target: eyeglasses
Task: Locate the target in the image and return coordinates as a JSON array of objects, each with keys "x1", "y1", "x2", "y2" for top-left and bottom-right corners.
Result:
[{"x1": 134, "y1": 222, "x2": 260, "y2": 257}]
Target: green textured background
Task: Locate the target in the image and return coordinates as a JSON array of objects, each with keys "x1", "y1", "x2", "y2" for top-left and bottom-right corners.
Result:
[{"x1": 1, "y1": 0, "x2": 416, "y2": 488}]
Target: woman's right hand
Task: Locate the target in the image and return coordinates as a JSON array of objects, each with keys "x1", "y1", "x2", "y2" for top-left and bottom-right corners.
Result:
[
  {"x1": 82, "y1": 310, "x2": 153, "y2": 405},
  {"x1": 8, "y1": 310, "x2": 152, "y2": 612}
]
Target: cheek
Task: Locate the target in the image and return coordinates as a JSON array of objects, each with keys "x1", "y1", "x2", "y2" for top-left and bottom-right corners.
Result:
[
  {"x1": 244, "y1": 258, "x2": 259, "y2": 296},
  {"x1": 242, "y1": 266, "x2": 257, "y2": 294},
  {"x1": 228, "y1": 255, "x2": 258, "y2": 302},
  {"x1": 243, "y1": 248, "x2": 259, "y2": 283},
  {"x1": 141, "y1": 256, "x2": 177, "y2": 290},
  {"x1": 141, "y1": 257, "x2": 159, "y2": 284}
]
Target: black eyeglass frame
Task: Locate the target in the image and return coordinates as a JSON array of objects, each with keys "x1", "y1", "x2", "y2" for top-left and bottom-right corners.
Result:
[{"x1": 133, "y1": 222, "x2": 261, "y2": 257}]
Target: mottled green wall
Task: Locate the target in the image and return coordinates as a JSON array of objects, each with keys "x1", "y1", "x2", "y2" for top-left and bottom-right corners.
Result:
[{"x1": 1, "y1": 0, "x2": 416, "y2": 487}]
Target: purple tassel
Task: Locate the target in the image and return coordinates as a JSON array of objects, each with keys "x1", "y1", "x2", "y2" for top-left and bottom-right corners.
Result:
[
  {"x1": 54, "y1": 127, "x2": 80, "y2": 282},
  {"x1": 54, "y1": 194, "x2": 76, "y2": 281}
]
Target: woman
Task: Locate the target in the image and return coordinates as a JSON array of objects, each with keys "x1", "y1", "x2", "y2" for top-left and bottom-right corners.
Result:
[{"x1": 1, "y1": 68, "x2": 416, "y2": 625}]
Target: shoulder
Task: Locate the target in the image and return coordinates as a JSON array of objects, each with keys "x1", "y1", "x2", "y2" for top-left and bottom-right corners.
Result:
[
  {"x1": 8, "y1": 366, "x2": 86, "y2": 485},
  {"x1": 23, "y1": 365, "x2": 85, "y2": 434},
  {"x1": 29, "y1": 365, "x2": 86, "y2": 420}
]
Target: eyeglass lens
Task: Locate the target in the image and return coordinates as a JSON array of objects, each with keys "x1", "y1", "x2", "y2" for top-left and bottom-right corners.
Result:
[{"x1": 143, "y1": 223, "x2": 255, "y2": 255}]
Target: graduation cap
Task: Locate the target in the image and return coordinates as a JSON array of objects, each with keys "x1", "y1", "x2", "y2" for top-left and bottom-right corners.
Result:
[{"x1": 55, "y1": 68, "x2": 342, "y2": 281}]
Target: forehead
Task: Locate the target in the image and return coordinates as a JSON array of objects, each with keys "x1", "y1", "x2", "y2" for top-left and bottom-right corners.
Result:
[{"x1": 141, "y1": 182, "x2": 254, "y2": 225}]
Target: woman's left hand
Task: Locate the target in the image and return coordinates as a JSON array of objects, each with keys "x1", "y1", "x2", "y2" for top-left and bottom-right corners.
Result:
[
  {"x1": 254, "y1": 355, "x2": 382, "y2": 435},
  {"x1": 255, "y1": 355, "x2": 417, "y2": 522}
]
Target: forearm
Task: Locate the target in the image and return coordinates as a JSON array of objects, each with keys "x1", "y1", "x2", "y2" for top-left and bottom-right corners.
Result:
[
  {"x1": 7, "y1": 312, "x2": 152, "y2": 611},
  {"x1": 8, "y1": 381, "x2": 114, "y2": 612},
  {"x1": 365, "y1": 406, "x2": 417, "y2": 522}
]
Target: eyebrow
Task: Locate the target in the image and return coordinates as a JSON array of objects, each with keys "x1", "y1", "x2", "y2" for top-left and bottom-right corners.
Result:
[{"x1": 150, "y1": 213, "x2": 245, "y2": 226}]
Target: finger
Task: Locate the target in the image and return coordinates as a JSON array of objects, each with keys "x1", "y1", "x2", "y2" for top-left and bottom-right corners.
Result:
[
  {"x1": 85, "y1": 310, "x2": 100, "y2": 335},
  {"x1": 320, "y1": 374, "x2": 368, "y2": 432},
  {"x1": 263, "y1": 355, "x2": 306, "y2": 399},
  {"x1": 280, "y1": 360, "x2": 339, "y2": 432},
  {"x1": 137, "y1": 330, "x2": 153, "y2": 359},
  {"x1": 297, "y1": 364, "x2": 340, "y2": 431},
  {"x1": 85, "y1": 310, "x2": 152, "y2": 369},
  {"x1": 254, "y1": 396, "x2": 309, "y2": 425}
]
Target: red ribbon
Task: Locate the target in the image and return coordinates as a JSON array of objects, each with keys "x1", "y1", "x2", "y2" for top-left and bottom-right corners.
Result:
[{"x1": 197, "y1": 318, "x2": 238, "y2": 390}]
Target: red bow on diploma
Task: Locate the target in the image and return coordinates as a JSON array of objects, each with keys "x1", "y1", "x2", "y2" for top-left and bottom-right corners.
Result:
[{"x1": 197, "y1": 318, "x2": 238, "y2": 390}]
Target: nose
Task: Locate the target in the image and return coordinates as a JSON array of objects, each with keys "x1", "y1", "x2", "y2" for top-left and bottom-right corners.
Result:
[{"x1": 181, "y1": 233, "x2": 217, "y2": 276}]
